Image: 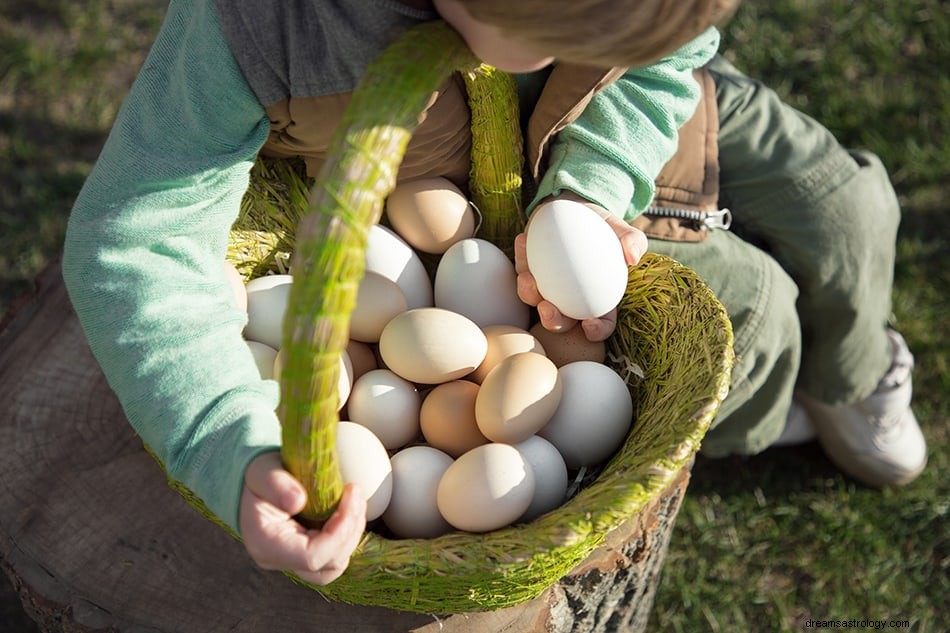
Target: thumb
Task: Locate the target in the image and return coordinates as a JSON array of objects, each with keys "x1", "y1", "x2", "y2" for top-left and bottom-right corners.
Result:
[{"x1": 244, "y1": 451, "x2": 308, "y2": 515}]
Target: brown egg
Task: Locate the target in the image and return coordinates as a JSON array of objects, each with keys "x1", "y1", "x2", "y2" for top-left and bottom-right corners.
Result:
[
  {"x1": 475, "y1": 352, "x2": 562, "y2": 443},
  {"x1": 379, "y1": 308, "x2": 487, "y2": 385},
  {"x1": 528, "y1": 322, "x2": 606, "y2": 367},
  {"x1": 385, "y1": 177, "x2": 476, "y2": 254},
  {"x1": 346, "y1": 339, "x2": 378, "y2": 383},
  {"x1": 420, "y1": 380, "x2": 490, "y2": 458},
  {"x1": 470, "y1": 325, "x2": 546, "y2": 384}
]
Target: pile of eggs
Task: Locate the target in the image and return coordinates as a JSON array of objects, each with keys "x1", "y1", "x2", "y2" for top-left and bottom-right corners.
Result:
[{"x1": 226, "y1": 176, "x2": 634, "y2": 538}]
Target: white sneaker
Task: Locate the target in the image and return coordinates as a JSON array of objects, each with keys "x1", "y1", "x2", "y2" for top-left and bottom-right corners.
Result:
[
  {"x1": 797, "y1": 330, "x2": 928, "y2": 487},
  {"x1": 771, "y1": 399, "x2": 816, "y2": 447}
]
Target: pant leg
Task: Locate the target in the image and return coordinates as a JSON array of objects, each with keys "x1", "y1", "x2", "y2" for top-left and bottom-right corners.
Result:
[
  {"x1": 649, "y1": 231, "x2": 802, "y2": 457},
  {"x1": 707, "y1": 54, "x2": 898, "y2": 405}
]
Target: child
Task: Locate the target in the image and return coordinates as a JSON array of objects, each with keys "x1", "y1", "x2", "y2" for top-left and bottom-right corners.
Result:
[
  {"x1": 61, "y1": 0, "x2": 733, "y2": 584},
  {"x1": 62, "y1": 0, "x2": 924, "y2": 587}
]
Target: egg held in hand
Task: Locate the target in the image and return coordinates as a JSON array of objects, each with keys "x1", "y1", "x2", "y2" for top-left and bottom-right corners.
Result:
[{"x1": 524, "y1": 199, "x2": 628, "y2": 321}]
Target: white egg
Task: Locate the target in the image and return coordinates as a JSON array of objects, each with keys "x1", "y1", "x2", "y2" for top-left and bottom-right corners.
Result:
[
  {"x1": 244, "y1": 274, "x2": 293, "y2": 349},
  {"x1": 223, "y1": 260, "x2": 248, "y2": 313},
  {"x1": 347, "y1": 369, "x2": 421, "y2": 450},
  {"x1": 366, "y1": 224, "x2": 433, "y2": 309},
  {"x1": 514, "y1": 435, "x2": 568, "y2": 522},
  {"x1": 437, "y1": 443, "x2": 535, "y2": 533},
  {"x1": 245, "y1": 340, "x2": 278, "y2": 380},
  {"x1": 382, "y1": 445, "x2": 455, "y2": 539},
  {"x1": 525, "y1": 199, "x2": 628, "y2": 321},
  {"x1": 350, "y1": 271, "x2": 408, "y2": 343},
  {"x1": 336, "y1": 421, "x2": 393, "y2": 521},
  {"x1": 434, "y1": 238, "x2": 530, "y2": 329},
  {"x1": 538, "y1": 361, "x2": 633, "y2": 469}
]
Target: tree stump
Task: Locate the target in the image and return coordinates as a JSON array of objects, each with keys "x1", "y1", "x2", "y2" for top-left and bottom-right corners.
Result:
[{"x1": 0, "y1": 262, "x2": 690, "y2": 633}]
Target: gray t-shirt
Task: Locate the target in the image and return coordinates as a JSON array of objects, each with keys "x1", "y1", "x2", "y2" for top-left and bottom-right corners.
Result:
[{"x1": 215, "y1": 0, "x2": 437, "y2": 106}]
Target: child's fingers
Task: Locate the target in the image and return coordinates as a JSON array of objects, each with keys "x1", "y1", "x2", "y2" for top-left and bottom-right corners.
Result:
[
  {"x1": 240, "y1": 483, "x2": 367, "y2": 586},
  {"x1": 244, "y1": 451, "x2": 307, "y2": 515},
  {"x1": 581, "y1": 308, "x2": 618, "y2": 342},
  {"x1": 590, "y1": 208, "x2": 648, "y2": 266}
]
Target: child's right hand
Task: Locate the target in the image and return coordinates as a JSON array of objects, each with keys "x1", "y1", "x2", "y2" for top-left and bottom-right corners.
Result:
[{"x1": 239, "y1": 451, "x2": 367, "y2": 585}]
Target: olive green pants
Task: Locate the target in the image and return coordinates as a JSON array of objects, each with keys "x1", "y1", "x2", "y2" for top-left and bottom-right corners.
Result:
[{"x1": 650, "y1": 55, "x2": 900, "y2": 457}]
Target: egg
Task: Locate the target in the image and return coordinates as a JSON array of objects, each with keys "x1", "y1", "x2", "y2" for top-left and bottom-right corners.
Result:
[
  {"x1": 514, "y1": 435, "x2": 568, "y2": 522},
  {"x1": 350, "y1": 271, "x2": 408, "y2": 343},
  {"x1": 366, "y1": 224, "x2": 433, "y2": 309},
  {"x1": 379, "y1": 308, "x2": 488, "y2": 385},
  {"x1": 475, "y1": 352, "x2": 562, "y2": 443},
  {"x1": 224, "y1": 260, "x2": 248, "y2": 313},
  {"x1": 538, "y1": 361, "x2": 633, "y2": 468},
  {"x1": 336, "y1": 421, "x2": 393, "y2": 521},
  {"x1": 437, "y1": 443, "x2": 535, "y2": 533},
  {"x1": 244, "y1": 274, "x2": 293, "y2": 349},
  {"x1": 382, "y1": 445, "x2": 455, "y2": 539},
  {"x1": 470, "y1": 325, "x2": 546, "y2": 384},
  {"x1": 434, "y1": 238, "x2": 530, "y2": 329},
  {"x1": 528, "y1": 322, "x2": 606, "y2": 367},
  {"x1": 525, "y1": 199, "x2": 628, "y2": 321},
  {"x1": 245, "y1": 340, "x2": 278, "y2": 380},
  {"x1": 274, "y1": 348, "x2": 353, "y2": 412},
  {"x1": 419, "y1": 380, "x2": 489, "y2": 458},
  {"x1": 346, "y1": 339, "x2": 378, "y2": 383},
  {"x1": 346, "y1": 369, "x2": 421, "y2": 450},
  {"x1": 385, "y1": 176, "x2": 476, "y2": 254}
]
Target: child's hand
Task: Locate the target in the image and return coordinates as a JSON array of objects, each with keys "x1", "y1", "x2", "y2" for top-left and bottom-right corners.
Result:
[
  {"x1": 515, "y1": 195, "x2": 647, "y2": 342},
  {"x1": 239, "y1": 451, "x2": 367, "y2": 586}
]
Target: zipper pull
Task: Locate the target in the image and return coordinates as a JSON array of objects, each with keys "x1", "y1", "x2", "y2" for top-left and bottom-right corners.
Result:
[{"x1": 703, "y1": 208, "x2": 732, "y2": 230}]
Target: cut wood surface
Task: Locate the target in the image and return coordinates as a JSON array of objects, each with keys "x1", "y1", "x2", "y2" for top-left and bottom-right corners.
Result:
[{"x1": 0, "y1": 262, "x2": 688, "y2": 633}]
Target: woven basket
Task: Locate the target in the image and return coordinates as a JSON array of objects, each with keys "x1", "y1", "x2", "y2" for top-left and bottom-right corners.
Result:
[{"x1": 212, "y1": 21, "x2": 734, "y2": 614}]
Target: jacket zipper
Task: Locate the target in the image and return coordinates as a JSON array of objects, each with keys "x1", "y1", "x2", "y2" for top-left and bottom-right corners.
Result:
[{"x1": 644, "y1": 205, "x2": 733, "y2": 231}]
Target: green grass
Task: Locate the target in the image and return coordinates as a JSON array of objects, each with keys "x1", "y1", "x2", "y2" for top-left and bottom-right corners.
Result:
[
  {"x1": 0, "y1": 1, "x2": 946, "y2": 632},
  {"x1": 651, "y1": 2, "x2": 949, "y2": 632}
]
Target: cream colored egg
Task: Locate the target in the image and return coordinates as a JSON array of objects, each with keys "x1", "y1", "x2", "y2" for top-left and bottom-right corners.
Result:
[
  {"x1": 274, "y1": 348, "x2": 353, "y2": 412},
  {"x1": 470, "y1": 325, "x2": 546, "y2": 384},
  {"x1": 382, "y1": 445, "x2": 455, "y2": 539},
  {"x1": 336, "y1": 421, "x2": 393, "y2": 521},
  {"x1": 245, "y1": 340, "x2": 277, "y2": 380},
  {"x1": 366, "y1": 224, "x2": 433, "y2": 309},
  {"x1": 346, "y1": 339, "x2": 378, "y2": 383},
  {"x1": 475, "y1": 352, "x2": 562, "y2": 443},
  {"x1": 514, "y1": 435, "x2": 568, "y2": 523},
  {"x1": 385, "y1": 177, "x2": 475, "y2": 254},
  {"x1": 224, "y1": 260, "x2": 248, "y2": 313},
  {"x1": 538, "y1": 361, "x2": 633, "y2": 468},
  {"x1": 525, "y1": 199, "x2": 628, "y2": 321},
  {"x1": 244, "y1": 274, "x2": 293, "y2": 349},
  {"x1": 350, "y1": 271, "x2": 408, "y2": 343},
  {"x1": 419, "y1": 380, "x2": 489, "y2": 458},
  {"x1": 437, "y1": 443, "x2": 535, "y2": 533},
  {"x1": 347, "y1": 369, "x2": 421, "y2": 450},
  {"x1": 528, "y1": 322, "x2": 606, "y2": 367},
  {"x1": 379, "y1": 308, "x2": 488, "y2": 385},
  {"x1": 434, "y1": 238, "x2": 530, "y2": 330}
]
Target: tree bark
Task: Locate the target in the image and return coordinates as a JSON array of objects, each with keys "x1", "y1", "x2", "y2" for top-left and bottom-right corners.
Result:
[{"x1": 0, "y1": 262, "x2": 688, "y2": 633}]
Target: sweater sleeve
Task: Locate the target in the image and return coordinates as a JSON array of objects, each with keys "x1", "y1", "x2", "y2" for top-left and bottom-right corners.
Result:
[
  {"x1": 529, "y1": 27, "x2": 721, "y2": 219},
  {"x1": 61, "y1": 0, "x2": 280, "y2": 533}
]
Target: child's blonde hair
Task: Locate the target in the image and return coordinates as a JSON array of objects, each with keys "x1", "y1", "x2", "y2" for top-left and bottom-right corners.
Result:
[{"x1": 458, "y1": 0, "x2": 741, "y2": 68}]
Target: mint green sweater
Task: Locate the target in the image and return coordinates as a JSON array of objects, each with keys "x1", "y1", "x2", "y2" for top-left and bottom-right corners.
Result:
[{"x1": 62, "y1": 0, "x2": 718, "y2": 532}]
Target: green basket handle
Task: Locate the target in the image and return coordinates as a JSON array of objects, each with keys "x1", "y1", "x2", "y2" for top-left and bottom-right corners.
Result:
[{"x1": 278, "y1": 21, "x2": 524, "y2": 523}]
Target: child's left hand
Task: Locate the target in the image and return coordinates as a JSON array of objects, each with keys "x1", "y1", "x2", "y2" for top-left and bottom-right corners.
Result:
[{"x1": 514, "y1": 194, "x2": 647, "y2": 342}]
